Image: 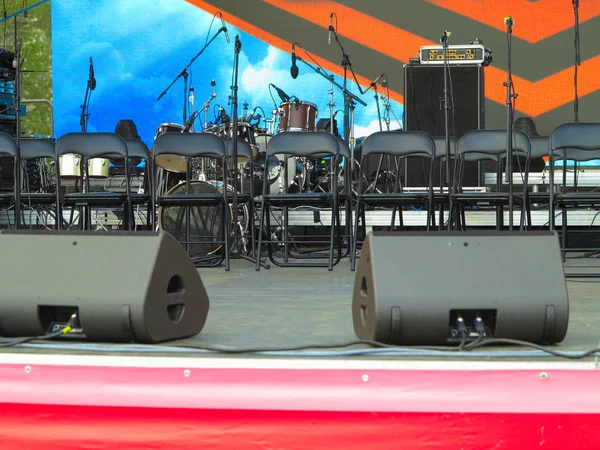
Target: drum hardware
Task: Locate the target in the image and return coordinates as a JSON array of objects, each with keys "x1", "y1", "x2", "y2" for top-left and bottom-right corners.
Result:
[
  {"x1": 157, "y1": 180, "x2": 250, "y2": 258},
  {"x1": 227, "y1": 35, "x2": 268, "y2": 269},
  {"x1": 199, "y1": 80, "x2": 217, "y2": 131}
]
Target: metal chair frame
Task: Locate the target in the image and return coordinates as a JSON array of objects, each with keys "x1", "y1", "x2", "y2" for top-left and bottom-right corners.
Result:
[
  {"x1": 256, "y1": 132, "x2": 343, "y2": 270},
  {"x1": 351, "y1": 131, "x2": 437, "y2": 271},
  {"x1": 151, "y1": 132, "x2": 229, "y2": 269},
  {"x1": 56, "y1": 132, "x2": 132, "y2": 231}
]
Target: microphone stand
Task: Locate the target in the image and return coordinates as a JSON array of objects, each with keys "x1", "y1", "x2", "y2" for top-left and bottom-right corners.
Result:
[
  {"x1": 78, "y1": 59, "x2": 95, "y2": 229},
  {"x1": 441, "y1": 32, "x2": 453, "y2": 230},
  {"x1": 229, "y1": 35, "x2": 268, "y2": 268},
  {"x1": 572, "y1": 0, "x2": 580, "y2": 188},
  {"x1": 503, "y1": 20, "x2": 517, "y2": 231},
  {"x1": 573, "y1": 0, "x2": 580, "y2": 123},
  {"x1": 156, "y1": 25, "x2": 226, "y2": 124}
]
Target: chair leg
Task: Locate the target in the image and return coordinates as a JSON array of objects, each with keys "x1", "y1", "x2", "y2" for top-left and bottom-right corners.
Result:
[
  {"x1": 328, "y1": 200, "x2": 336, "y2": 271},
  {"x1": 561, "y1": 207, "x2": 567, "y2": 261},
  {"x1": 255, "y1": 200, "x2": 266, "y2": 271},
  {"x1": 223, "y1": 202, "x2": 230, "y2": 271}
]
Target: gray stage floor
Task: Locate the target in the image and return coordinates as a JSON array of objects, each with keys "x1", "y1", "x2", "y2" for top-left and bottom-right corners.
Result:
[{"x1": 2, "y1": 257, "x2": 600, "y2": 362}]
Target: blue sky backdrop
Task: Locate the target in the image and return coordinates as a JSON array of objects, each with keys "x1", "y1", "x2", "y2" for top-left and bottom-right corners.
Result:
[{"x1": 51, "y1": 0, "x2": 404, "y2": 149}]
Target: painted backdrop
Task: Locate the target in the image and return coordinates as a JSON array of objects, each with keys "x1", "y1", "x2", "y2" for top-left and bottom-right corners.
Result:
[{"x1": 51, "y1": 0, "x2": 403, "y2": 150}]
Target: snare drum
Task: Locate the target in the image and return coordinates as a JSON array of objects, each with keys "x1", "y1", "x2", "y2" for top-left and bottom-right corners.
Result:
[
  {"x1": 154, "y1": 123, "x2": 188, "y2": 173},
  {"x1": 278, "y1": 101, "x2": 318, "y2": 132}
]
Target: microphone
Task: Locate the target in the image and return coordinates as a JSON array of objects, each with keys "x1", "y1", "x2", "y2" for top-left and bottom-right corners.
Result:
[
  {"x1": 503, "y1": 16, "x2": 514, "y2": 27},
  {"x1": 88, "y1": 57, "x2": 96, "y2": 91},
  {"x1": 440, "y1": 30, "x2": 451, "y2": 45},
  {"x1": 370, "y1": 74, "x2": 384, "y2": 87},
  {"x1": 220, "y1": 13, "x2": 230, "y2": 43},
  {"x1": 290, "y1": 45, "x2": 299, "y2": 79},
  {"x1": 211, "y1": 79, "x2": 216, "y2": 98},
  {"x1": 271, "y1": 83, "x2": 291, "y2": 103},
  {"x1": 328, "y1": 13, "x2": 333, "y2": 46}
]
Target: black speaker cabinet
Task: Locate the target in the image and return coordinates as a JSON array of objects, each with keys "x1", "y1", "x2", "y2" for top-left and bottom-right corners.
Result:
[
  {"x1": 0, "y1": 231, "x2": 210, "y2": 343},
  {"x1": 403, "y1": 64, "x2": 485, "y2": 187},
  {"x1": 353, "y1": 232, "x2": 569, "y2": 346}
]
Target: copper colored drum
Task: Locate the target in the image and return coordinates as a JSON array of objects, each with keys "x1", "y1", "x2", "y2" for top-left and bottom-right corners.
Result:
[{"x1": 278, "y1": 101, "x2": 318, "y2": 132}]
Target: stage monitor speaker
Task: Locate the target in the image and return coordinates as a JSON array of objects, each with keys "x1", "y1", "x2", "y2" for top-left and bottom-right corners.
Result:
[
  {"x1": 0, "y1": 231, "x2": 210, "y2": 343},
  {"x1": 403, "y1": 64, "x2": 485, "y2": 187},
  {"x1": 353, "y1": 232, "x2": 569, "y2": 346}
]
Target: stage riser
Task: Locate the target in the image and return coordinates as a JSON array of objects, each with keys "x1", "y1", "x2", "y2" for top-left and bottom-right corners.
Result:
[{"x1": 1, "y1": 207, "x2": 599, "y2": 229}]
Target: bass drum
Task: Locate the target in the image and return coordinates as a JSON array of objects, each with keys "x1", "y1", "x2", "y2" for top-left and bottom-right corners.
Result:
[
  {"x1": 158, "y1": 180, "x2": 249, "y2": 257},
  {"x1": 252, "y1": 133, "x2": 306, "y2": 194},
  {"x1": 153, "y1": 123, "x2": 188, "y2": 173}
]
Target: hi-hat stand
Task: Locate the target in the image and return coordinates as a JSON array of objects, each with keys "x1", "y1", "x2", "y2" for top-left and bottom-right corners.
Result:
[
  {"x1": 503, "y1": 17, "x2": 518, "y2": 231},
  {"x1": 229, "y1": 35, "x2": 269, "y2": 269}
]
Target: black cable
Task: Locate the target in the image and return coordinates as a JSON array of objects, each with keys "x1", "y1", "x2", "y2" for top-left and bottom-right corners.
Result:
[
  {"x1": 165, "y1": 335, "x2": 476, "y2": 354},
  {"x1": 467, "y1": 337, "x2": 600, "y2": 360},
  {"x1": 0, "y1": 329, "x2": 66, "y2": 348}
]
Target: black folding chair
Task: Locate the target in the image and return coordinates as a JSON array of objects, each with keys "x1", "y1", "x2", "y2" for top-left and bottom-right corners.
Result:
[
  {"x1": 256, "y1": 132, "x2": 342, "y2": 270},
  {"x1": 152, "y1": 132, "x2": 229, "y2": 269},
  {"x1": 548, "y1": 123, "x2": 600, "y2": 272},
  {"x1": 0, "y1": 133, "x2": 20, "y2": 228},
  {"x1": 56, "y1": 132, "x2": 132, "y2": 231},
  {"x1": 351, "y1": 131, "x2": 436, "y2": 271},
  {"x1": 124, "y1": 139, "x2": 152, "y2": 230},
  {"x1": 518, "y1": 136, "x2": 551, "y2": 229},
  {"x1": 450, "y1": 129, "x2": 531, "y2": 231},
  {"x1": 19, "y1": 138, "x2": 59, "y2": 229},
  {"x1": 432, "y1": 136, "x2": 458, "y2": 230}
]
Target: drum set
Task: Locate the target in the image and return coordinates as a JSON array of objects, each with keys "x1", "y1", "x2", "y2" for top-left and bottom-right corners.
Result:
[{"x1": 150, "y1": 98, "x2": 335, "y2": 256}]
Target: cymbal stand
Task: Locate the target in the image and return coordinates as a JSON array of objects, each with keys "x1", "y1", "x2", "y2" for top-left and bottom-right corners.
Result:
[
  {"x1": 156, "y1": 24, "x2": 227, "y2": 124},
  {"x1": 229, "y1": 35, "x2": 268, "y2": 269},
  {"x1": 328, "y1": 75, "x2": 335, "y2": 135}
]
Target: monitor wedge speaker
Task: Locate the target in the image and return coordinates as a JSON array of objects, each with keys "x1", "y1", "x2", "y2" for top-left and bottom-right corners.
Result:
[
  {"x1": 0, "y1": 231, "x2": 209, "y2": 343},
  {"x1": 353, "y1": 231, "x2": 569, "y2": 346}
]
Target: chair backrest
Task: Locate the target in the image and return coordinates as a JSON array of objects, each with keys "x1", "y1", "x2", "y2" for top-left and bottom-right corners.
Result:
[
  {"x1": 530, "y1": 136, "x2": 549, "y2": 160},
  {"x1": 361, "y1": 131, "x2": 435, "y2": 158},
  {"x1": 19, "y1": 138, "x2": 55, "y2": 160},
  {"x1": 152, "y1": 132, "x2": 225, "y2": 159},
  {"x1": 335, "y1": 135, "x2": 351, "y2": 158},
  {"x1": 457, "y1": 129, "x2": 530, "y2": 162},
  {"x1": 222, "y1": 137, "x2": 253, "y2": 160},
  {"x1": 433, "y1": 136, "x2": 458, "y2": 160},
  {"x1": 550, "y1": 123, "x2": 600, "y2": 162},
  {"x1": 267, "y1": 131, "x2": 339, "y2": 158},
  {"x1": 0, "y1": 132, "x2": 17, "y2": 158},
  {"x1": 57, "y1": 132, "x2": 128, "y2": 159},
  {"x1": 124, "y1": 139, "x2": 150, "y2": 161}
]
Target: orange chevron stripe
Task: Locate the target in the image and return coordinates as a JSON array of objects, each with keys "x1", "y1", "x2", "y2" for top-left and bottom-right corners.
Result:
[
  {"x1": 188, "y1": 0, "x2": 600, "y2": 117},
  {"x1": 426, "y1": 0, "x2": 600, "y2": 44},
  {"x1": 185, "y1": 0, "x2": 402, "y2": 104}
]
